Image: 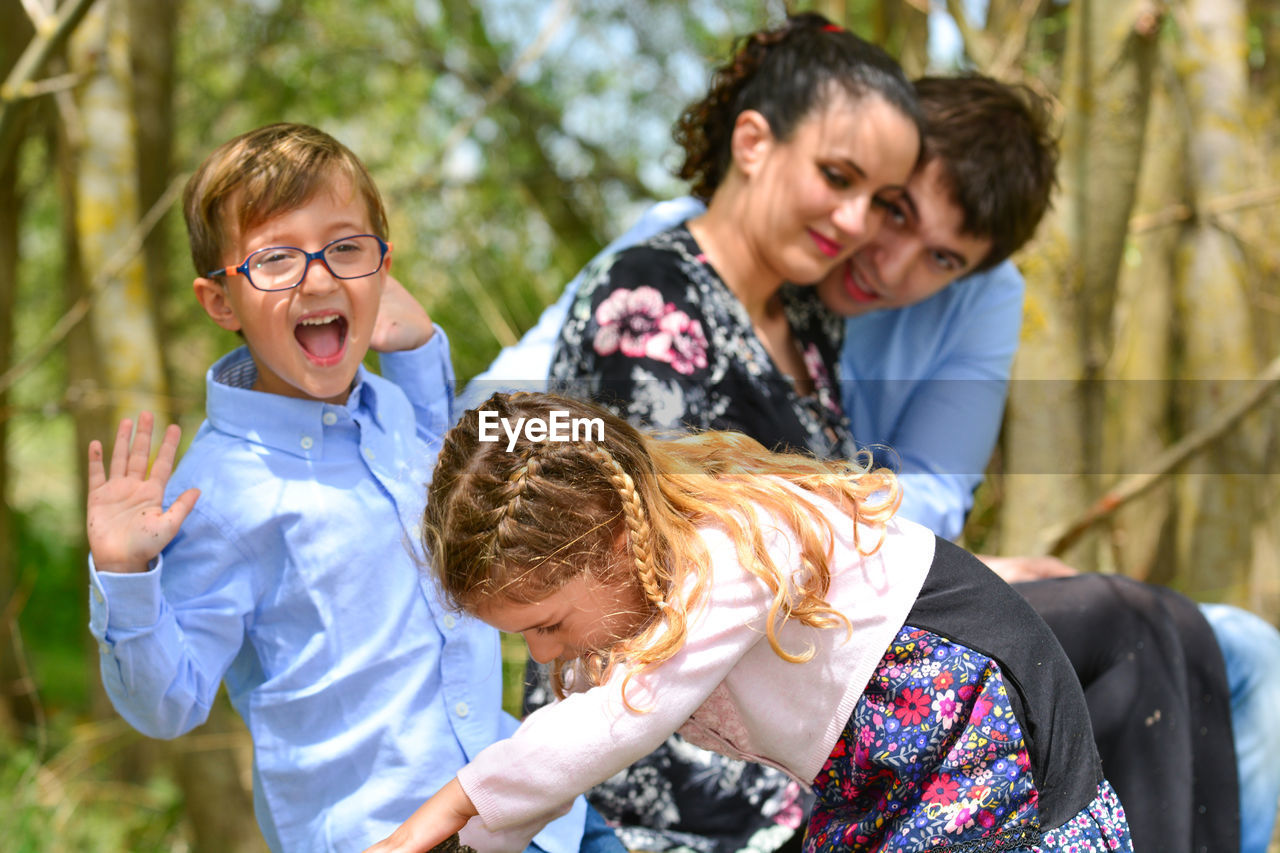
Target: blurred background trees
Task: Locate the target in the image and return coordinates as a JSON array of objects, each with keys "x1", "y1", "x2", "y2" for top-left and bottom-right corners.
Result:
[{"x1": 1, "y1": 0, "x2": 1276, "y2": 849}]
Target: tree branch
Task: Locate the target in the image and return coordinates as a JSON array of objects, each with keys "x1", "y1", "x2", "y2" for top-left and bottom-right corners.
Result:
[
  {"x1": 944, "y1": 0, "x2": 995, "y2": 69},
  {"x1": 990, "y1": 0, "x2": 1042, "y2": 79},
  {"x1": 393, "y1": 0, "x2": 574, "y2": 197},
  {"x1": 1040, "y1": 353, "x2": 1280, "y2": 555},
  {"x1": 1129, "y1": 184, "x2": 1280, "y2": 233},
  {"x1": 0, "y1": 171, "x2": 186, "y2": 397},
  {"x1": 0, "y1": 0, "x2": 98, "y2": 164}
]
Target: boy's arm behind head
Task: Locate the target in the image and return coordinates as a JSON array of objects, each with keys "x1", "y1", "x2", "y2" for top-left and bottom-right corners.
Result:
[{"x1": 370, "y1": 273, "x2": 435, "y2": 353}]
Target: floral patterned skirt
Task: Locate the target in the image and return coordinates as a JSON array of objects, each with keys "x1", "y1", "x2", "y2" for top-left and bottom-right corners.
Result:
[{"x1": 805, "y1": 625, "x2": 1132, "y2": 853}]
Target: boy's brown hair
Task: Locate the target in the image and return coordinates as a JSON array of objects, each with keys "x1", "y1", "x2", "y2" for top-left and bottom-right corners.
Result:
[
  {"x1": 915, "y1": 75, "x2": 1059, "y2": 271},
  {"x1": 182, "y1": 123, "x2": 389, "y2": 277}
]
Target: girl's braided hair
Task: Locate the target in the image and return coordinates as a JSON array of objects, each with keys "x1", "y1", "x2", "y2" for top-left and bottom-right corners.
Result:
[
  {"x1": 674, "y1": 12, "x2": 922, "y2": 201},
  {"x1": 423, "y1": 392, "x2": 899, "y2": 705}
]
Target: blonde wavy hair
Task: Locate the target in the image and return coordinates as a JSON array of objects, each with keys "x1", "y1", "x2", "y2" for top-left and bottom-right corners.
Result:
[{"x1": 423, "y1": 392, "x2": 899, "y2": 703}]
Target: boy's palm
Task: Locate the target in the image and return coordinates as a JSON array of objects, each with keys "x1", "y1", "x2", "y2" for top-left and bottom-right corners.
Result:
[{"x1": 87, "y1": 412, "x2": 200, "y2": 574}]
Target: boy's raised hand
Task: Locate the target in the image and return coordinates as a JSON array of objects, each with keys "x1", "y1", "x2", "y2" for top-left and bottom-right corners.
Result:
[
  {"x1": 372, "y1": 274, "x2": 436, "y2": 353},
  {"x1": 86, "y1": 412, "x2": 200, "y2": 574}
]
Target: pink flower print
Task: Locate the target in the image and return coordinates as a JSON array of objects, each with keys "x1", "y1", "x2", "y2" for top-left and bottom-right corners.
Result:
[
  {"x1": 970, "y1": 695, "x2": 995, "y2": 723},
  {"x1": 945, "y1": 802, "x2": 977, "y2": 834},
  {"x1": 802, "y1": 343, "x2": 829, "y2": 386},
  {"x1": 592, "y1": 287, "x2": 708, "y2": 375},
  {"x1": 932, "y1": 689, "x2": 962, "y2": 730},
  {"x1": 593, "y1": 286, "x2": 666, "y2": 357},
  {"x1": 657, "y1": 310, "x2": 709, "y2": 374},
  {"x1": 893, "y1": 687, "x2": 931, "y2": 727}
]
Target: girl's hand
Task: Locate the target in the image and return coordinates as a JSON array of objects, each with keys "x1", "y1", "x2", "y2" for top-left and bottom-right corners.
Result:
[
  {"x1": 363, "y1": 778, "x2": 476, "y2": 853},
  {"x1": 86, "y1": 413, "x2": 199, "y2": 574},
  {"x1": 371, "y1": 274, "x2": 435, "y2": 353}
]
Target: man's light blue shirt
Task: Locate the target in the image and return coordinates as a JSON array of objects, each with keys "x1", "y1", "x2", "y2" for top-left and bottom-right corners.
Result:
[
  {"x1": 463, "y1": 197, "x2": 1024, "y2": 540},
  {"x1": 88, "y1": 335, "x2": 585, "y2": 853}
]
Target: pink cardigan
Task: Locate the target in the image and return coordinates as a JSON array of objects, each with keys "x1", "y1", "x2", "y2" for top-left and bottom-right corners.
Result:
[{"x1": 457, "y1": 489, "x2": 935, "y2": 850}]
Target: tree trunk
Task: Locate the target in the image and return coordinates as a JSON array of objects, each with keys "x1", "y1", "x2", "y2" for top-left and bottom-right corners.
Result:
[
  {"x1": 1000, "y1": 0, "x2": 1158, "y2": 562},
  {"x1": 0, "y1": 0, "x2": 36, "y2": 739},
  {"x1": 128, "y1": 0, "x2": 180, "y2": 413},
  {"x1": 70, "y1": 2, "x2": 262, "y2": 848},
  {"x1": 69, "y1": 0, "x2": 168, "y2": 426},
  {"x1": 1172, "y1": 0, "x2": 1262, "y2": 605},
  {"x1": 1102, "y1": 60, "x2": 1184, "y2": 583}
]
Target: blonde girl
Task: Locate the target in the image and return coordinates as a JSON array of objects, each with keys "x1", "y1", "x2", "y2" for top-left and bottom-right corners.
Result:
[{"x1": 366, "y1": 392, "x2": 1131, "y2": 853}]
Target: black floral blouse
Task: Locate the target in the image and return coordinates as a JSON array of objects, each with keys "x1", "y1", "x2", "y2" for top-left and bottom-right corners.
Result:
[
  {"x1": 549, "y1": 225, "x2": 857, "y2": 462},
  {"x1": 541, "y1": 224, "x2": 859, "y2": 853}
]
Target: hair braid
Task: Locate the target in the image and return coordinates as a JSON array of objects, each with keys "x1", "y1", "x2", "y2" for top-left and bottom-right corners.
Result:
[
  {"x1": 589, "y1": 445, "x2": 665, "y2": 611},
  {"x1": 496, "y1": 447, "x2": 541, "y2": 525}
]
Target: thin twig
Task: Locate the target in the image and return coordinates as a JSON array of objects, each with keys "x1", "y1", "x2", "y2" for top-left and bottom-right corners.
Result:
[
  {"x1": 1041, "y1": 353, "x2": 1280, "y2": 555},
  {"x1": 8, "y1": 71, "x2": 84, "y2": 101},
  {"x1": 0, "y1": 0, "x2": 98, "y2": 157},
  {"x1": 398, "y1": 0, "x2": 574, "y2": 196},
  {"x1": 1129, "y1": 184, "x2": 1280, "y2": 234},
  {"x1": 0, "y1": 171, "x2": 187, "y2": 397},
  {"x1": 19, "y1": 0, "x2": 55, "y2": 26},
  {"x1": 990, "y1": 0, "x2": 1042, "y2": 79},
  {"x1": 944, "y1": 0, "x2": 994, "y2": 69},
  {"x1": 6, "y1": 580, "x2": 49, "y2": 793}
]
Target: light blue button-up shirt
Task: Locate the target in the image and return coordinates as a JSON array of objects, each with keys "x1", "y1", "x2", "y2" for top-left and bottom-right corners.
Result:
[{"x1": 88, "y1": 335, "x2": 584, "y2": 853}]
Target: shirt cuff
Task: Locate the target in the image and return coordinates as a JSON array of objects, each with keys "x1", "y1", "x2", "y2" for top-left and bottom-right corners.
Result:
[
  {"x1": 379, "y1": 328, "x2": 456, "y2": 418},
  {"x1": 88, "y1": 553, "x2": 166, "y2": 640}
]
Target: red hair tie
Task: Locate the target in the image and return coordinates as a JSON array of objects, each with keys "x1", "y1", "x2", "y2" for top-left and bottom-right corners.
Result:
[{"x1": 823, "y1": 24, "x2": 844, "y2": 32}]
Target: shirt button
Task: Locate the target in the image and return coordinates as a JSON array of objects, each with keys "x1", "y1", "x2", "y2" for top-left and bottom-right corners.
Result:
[
  {"x1": 442, "y1": 614, "x2": 456, "y2": 629},
  {"x1": 322, "y1": 412, "x2": 338, "y2": 426},
  {"x1": 300, "y1": 436, "x2": 314, "y2": 450},
  {"x1": 454, "y1": 702, "x2": 470, "y2": 718},
  {"x1": 98, "y1": 642, "x2": 110, "y2": 655},
  {"x1": 92, "y1": 587, "x2": 104, "y2": 604},
  {"x1": 363, "y1": 447, "x2": 375, "y2": 460}
]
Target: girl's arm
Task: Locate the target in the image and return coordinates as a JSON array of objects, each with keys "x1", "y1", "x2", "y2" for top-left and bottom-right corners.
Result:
[{"x1": 363, "y1": 778, "x2": 477, "y2": 853}]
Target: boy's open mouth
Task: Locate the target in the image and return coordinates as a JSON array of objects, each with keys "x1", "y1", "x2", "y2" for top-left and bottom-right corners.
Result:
[{"x1": 295, "y1": 313, "x2": 348, "y2": 362}]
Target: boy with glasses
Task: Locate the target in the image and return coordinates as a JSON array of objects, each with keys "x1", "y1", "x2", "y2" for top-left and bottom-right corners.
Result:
[{"x1": 84, "y1": 123, "x2": 616, "y2": 853}]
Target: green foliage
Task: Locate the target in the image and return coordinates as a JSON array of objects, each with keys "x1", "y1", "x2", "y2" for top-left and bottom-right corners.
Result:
[
  {"x1": 12, "y1": 504, "x2": 88, "y2": 714},
  {"x1": 166, "y1": 0, "x2": 779, "y2": 384},
  {"x1": 1, "y1": 718, "x2": 187, "y2": 852}
]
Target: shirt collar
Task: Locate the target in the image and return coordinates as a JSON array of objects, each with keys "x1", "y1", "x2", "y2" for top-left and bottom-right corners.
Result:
[{"x1": 203, "y1": 347, "x2": 383, "y2": 457}]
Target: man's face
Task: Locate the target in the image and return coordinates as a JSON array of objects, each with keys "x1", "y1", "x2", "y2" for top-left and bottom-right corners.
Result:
[{"x1": 817, "y1": 157, "x2": 994, "y2": 317}]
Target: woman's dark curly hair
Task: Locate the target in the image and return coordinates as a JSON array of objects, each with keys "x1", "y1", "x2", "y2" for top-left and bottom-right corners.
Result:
[{"x1": 674, "y1": 12, "x2": 922, "y2": 201}]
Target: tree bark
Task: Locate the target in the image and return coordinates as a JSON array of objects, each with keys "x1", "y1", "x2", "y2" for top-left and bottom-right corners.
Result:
[
  {"x1": 1000, "y1": 0, "x2": 1158, "y2": 562},
  {"x1": 128, "y1": 0, "x2": 180, "y2": 412},
  {"x1": 1100, "y1": 59, "x2": 1184, "y2": 582},
  {"x1": 0, "y1": 0, "x2": 36, "y2": 738},
  {"x1": 1172, "y1": 0, "x2": 1263, "y2": 605}
]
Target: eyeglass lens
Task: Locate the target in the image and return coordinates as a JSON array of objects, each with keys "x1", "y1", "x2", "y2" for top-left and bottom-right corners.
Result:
[{"x1": 247, "y1": 236, "x2": 383, "y2": 291}]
